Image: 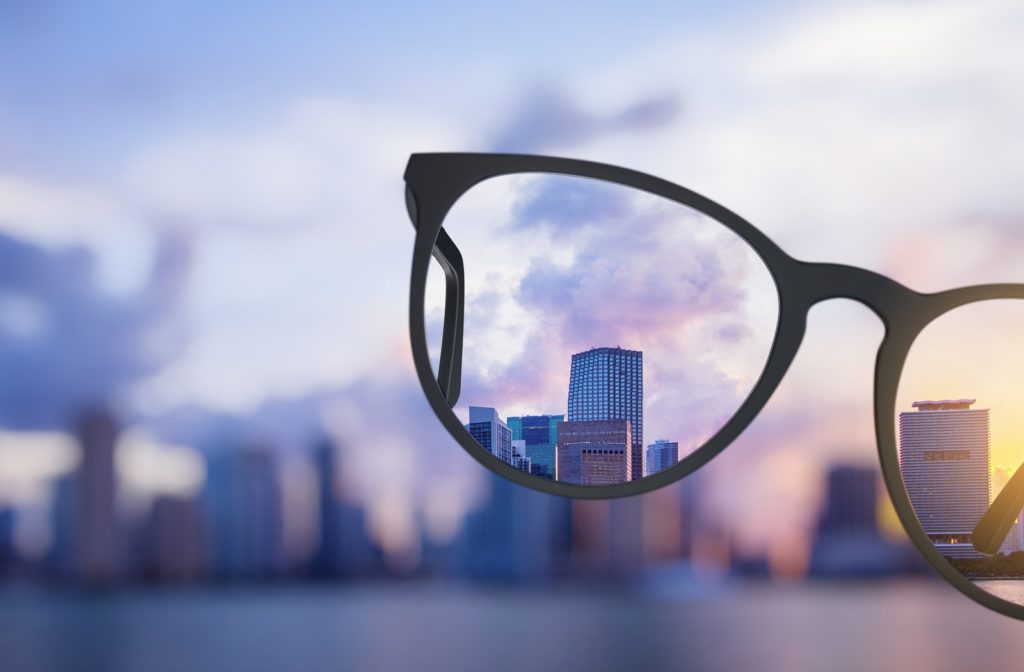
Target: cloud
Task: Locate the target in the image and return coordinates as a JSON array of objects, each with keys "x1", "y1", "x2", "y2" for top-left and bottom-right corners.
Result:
[
  {"x1": 489, "y1": 85, "x2": 682, "y2": 153},
  {"x1": 0, "y1": 230, "x2": 191, "y2": 429},
  {"x1": 448, "y1": 174, "x2": 778, "y2": 451},
  {"x1": 0, "y1": 176, "x2": 133, "y2": 248}
]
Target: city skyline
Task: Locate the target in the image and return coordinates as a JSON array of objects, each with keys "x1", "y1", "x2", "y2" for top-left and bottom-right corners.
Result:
[
  {"x1": 0, "y1": 398, "x2": 927, "y2": 587},
  {"x1": 463, "y1": 346, "x2": 681, "y2": 485}
]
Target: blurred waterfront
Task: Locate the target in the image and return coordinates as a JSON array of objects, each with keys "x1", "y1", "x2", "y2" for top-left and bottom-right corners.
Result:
[{"x1": 0, "y1": 580, "x2": 1019, "y2": 672}]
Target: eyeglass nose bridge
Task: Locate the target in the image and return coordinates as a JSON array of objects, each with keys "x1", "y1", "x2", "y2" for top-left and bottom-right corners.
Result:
[{"x1": 785, "y1": 261, "x2": 927, "y2": 327}]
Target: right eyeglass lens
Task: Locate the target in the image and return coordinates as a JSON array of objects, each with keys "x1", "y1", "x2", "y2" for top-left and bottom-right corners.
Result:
[
  {"x1": 897, "y1": 299, "x2": 1024, "y2": 608},
  {"x1": 424, "y1": 173, "x2": 779, "y2": 489}
]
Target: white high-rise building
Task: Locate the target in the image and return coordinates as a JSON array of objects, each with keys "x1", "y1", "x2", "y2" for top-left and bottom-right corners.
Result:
[
  {"x1": 899, "y1": 399, "x2": 991, "y2": 559},
  {"x1": 466, "y1": 406, "x2": 514, "y2": 465}
]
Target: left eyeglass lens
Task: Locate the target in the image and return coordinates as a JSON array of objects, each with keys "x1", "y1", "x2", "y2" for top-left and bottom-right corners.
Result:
[{"x1": 424, "y1": 173, "x2": 779, "y2": 487}]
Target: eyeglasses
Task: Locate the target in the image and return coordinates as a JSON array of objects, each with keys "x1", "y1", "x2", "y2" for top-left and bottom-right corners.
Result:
[{"x1": 405, "y1": 152, "x2": 1024, "y2": 620}]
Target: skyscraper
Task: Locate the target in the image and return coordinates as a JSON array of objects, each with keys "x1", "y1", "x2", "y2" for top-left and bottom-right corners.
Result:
[
  {"x1": 556, "y1": 419, "x2": 632, "y2": 485},
  {"x1": 567, "y1": 347, "x2": 643, "y2": 480},
  {"x1": 899, "y1": 399, "x2": 991, "y2": 559},
  {"x1": 808, "y1": 464, "x2": 905, "y2": 577},
  {"x1": 205, "y1": 447, "x2": 285, "y2": 578},
  {"x1": 645, "y1": 439, "x2": 678, "y2": 477},
  {"x1": 310, "y1": 437, "x2": 380, "y2": 577},
  {"x1": 466, "y1": 406, "x2": 514, "y2": 465},
  {"x1": 73, "y1": 408, "x2": 119, "y2": 583},
  {"x1": 507, "y1": 414, "x2": 563, "y2": 479}
]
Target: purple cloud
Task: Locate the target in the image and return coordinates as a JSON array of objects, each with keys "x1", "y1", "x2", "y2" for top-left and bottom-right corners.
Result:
[
  {"x1": 452, "y1": 175, "x2": 778, "y2": 455},
  {"x1": 0, "y1": 230, "x2": 191, "y2": 429},
  {"x1": 490, "y1": 86, "x2": 682, "y2": 153}
]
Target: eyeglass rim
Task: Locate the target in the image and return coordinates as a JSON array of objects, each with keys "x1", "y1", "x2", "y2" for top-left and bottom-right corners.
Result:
[{"x1": 406, "y1": 152, "x2": 1024, "y2": 620}]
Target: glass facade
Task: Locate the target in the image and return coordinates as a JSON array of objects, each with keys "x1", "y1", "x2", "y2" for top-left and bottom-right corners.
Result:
[
  {"x1": 507, "y1": 414, "x2": 562, "y2": 480},
  {"x1": 567, "y1": 347, "x2": 643, "y2": 480},
  {"x1": 645, "y1": 439, "x2": 679, "y2": 477},
  {"x1": 466, "y1": 407, "x2": 513, "y2": 465}
]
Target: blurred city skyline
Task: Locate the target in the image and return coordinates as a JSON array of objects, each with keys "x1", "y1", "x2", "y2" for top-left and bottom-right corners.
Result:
[
  {"x1": 0, "y1": 398, "x2": 926, "y2": 585},
  {"x1": 2, "y1": 0, "x2": 1024, "y2": 579}
]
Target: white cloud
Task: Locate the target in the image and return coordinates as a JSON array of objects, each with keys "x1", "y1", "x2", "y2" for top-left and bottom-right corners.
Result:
[
  {"x1": 121, "y1": 97, "x2": 462, "y2": 412},
  {"x1": 0, "y1": 431, "x2": 79, "y2": 506},
  {"x1": 115, "y1": 429, "x2": 206, "y2": 498},
  {"x1": 0, "y1": 176, "x2": 130, "y2": 245}
]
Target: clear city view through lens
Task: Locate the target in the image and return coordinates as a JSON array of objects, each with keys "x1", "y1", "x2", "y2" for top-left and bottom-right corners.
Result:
[
  {"x1": 466, "y1": 346, "x2": 666, "y2": 485},
  {"x1": 429, "y1": 174, "x2": 780, "y2": 485},
  {"x1": 898, "y1": 301, "x2": 1024, "y2": 608}
]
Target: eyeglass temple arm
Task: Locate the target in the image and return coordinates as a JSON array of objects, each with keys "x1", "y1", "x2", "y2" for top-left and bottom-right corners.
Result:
[
  {"x1": 431, "y1": 228, "x2": 464, "y2": 406},
  {"x1": 406, "y1": 184, "x2": 464, "y2": 406},
  {"x1": 972, "y1": 460, "x2": 1024, "y2": 555}
]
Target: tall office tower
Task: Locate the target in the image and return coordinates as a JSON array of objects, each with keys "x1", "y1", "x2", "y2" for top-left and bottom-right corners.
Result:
[
  {"x1": 899, "y1": 399, "x2": 991, "y2": 559},
  {"x1": 145, "y1": 495, "x2": 203, "y2": 582},
  {"x1": 556, "y1": 419, "x2": 632, "y2": 486},
  {"x1": 205, "y1": 447, "x2": 285, "y2": 578},
  {"x1": 568, "y1": 347, "x2": 643, "y2": 480},
  {"x1": 817, "y1": 466, "x2": 879, "y2": 536},
  {"x1": 0, "y1": 508, "x2": 13, "y2": 575},
  {"x1": 507, "y1": 414, "x2": 563, "y2": 480},
  {"x1": 645, "y1": 439, "x2": 679, "y2": 477},
  {"x1": 808, "y1": 464, "x2": 909, "y2": 577},
  {"x1": 310, "y1": 437, "x2": 380, "y2": 577},
  {"x1": 466, "y1": 406, "x2": 513, "y2": 465},
  {"x1": 456, "y1": 471, "x2": 574, "y2": 581},
  {"x1": 73, "y1": 408, "x2": 119, "y2": 583}
]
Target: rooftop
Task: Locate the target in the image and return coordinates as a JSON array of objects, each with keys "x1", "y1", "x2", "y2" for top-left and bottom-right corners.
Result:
[{"x1": 912, "y1": 399, "x2": 977, "y2": 411}]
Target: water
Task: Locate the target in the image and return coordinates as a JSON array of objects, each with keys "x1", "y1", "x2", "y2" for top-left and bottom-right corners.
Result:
[
  {"x1": 0, "y1": 580, "x2": 1022, "y2": 672},
  {"x1": 976, "y1": 579, "x2": 1024, "y2": 605}
]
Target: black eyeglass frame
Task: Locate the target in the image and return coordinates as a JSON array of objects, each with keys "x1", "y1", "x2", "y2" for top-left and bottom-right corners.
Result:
[{"x1": 405, "y1": 152, "x2": 1024, "y2": 620}]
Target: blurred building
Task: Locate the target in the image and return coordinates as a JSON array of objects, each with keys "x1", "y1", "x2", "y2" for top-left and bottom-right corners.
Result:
[
  {"x1": 899, "y1": 399, "x2": 990, "y2": 559},
  {"x1": 809, "y1": 465, "x2": 906, "y2": 577},
  {"x1": 507, "y1": 415, "x2": 562, "y2": 480},
  {"x1": 455, "y1": 472, "x2": 573, "y2": 581},
  {"x1": 143, "y1": 495, "x2": 204, "y2": 582},
  {"x1": 569, "y1": 497, "x2": 646, "y2": 578},
  {"x1": 0, "y1": 508, "x2": 13, "y2": 575},
  {"x1": 568, "y1": 347, "x2": 644, "y2": 481},
  {"x1": 204, "y1": 447, "x2": 285, "y2": 578},
  {"x1": 556, "y1": 419, "x2": 632, "y2": 485},
  {"x1": 645, "y1": 440, "x2": 678, "y2": 477},
  {"x1": 466, "y1": 406, "x2": 513, "y2": 465},
  {"x1": 310, "y1": 438, "x2": 381, "y2": 577},
  {"x1": 73, "y1": 409, "x2": 120, "y2": 583},
  {"x1": 48, "y1": 474, "x2": 75, "y2": 576}
]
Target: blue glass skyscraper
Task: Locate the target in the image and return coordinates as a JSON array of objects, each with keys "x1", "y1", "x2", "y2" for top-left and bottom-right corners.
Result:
[
  {"x1": 507, "y1": 414, "x2": 563, "y2": 480},
  {"x1": 567, "y1": 347, "x2": 643, "y2": 480},
  {"x1": 645, "y1": 439, "x2": 678, "y2": 477}
]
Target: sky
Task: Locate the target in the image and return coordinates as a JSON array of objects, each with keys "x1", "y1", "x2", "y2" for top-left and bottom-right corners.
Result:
[
  {"x1": 2, "y1": 0, "x2": 1024, "y2": 562},
  {"x1": 431, "y1": 173, "x2": 779, "y2": 460}
]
